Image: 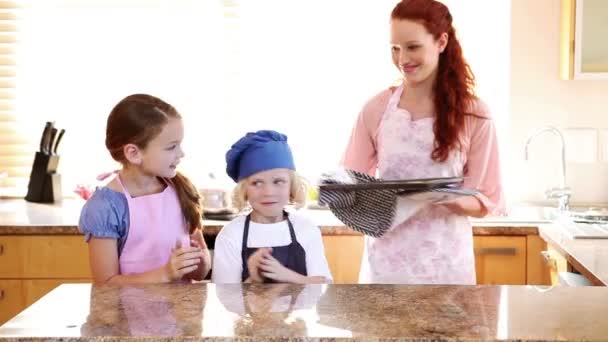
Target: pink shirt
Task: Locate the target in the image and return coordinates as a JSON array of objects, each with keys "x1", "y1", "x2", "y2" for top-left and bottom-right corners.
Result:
[{"x1": 341, "y1": 88, "x2": 505, "y2": 215}]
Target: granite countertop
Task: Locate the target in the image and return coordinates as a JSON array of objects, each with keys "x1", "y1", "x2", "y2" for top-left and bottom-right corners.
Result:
[
  {"x1": 539, "y1": 223, "x2": 608, "y2": 286},
  {"x1": 0, "y1": 199, "x2": 540, "y2": 236},
  {"x1": 1, "y1": 283, "x2": 607, "y2": 341}
]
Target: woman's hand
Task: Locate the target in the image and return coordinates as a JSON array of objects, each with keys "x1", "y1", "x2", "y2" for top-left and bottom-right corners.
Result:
[
  {"x1": 436, "y1": 196, "x2": 487, "y2": 218},
  {"x1": 258, "y1": 253, "x2": 303, "y2": 284},
  {"x1": 246, "y1": 248, "x2": 272, "y2": 283},
  {"x1": 164, "y1": 240, "x2": 204, "y2": 282}
]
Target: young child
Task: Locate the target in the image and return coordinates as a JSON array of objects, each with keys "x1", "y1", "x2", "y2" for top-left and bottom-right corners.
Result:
[
  {"x1": 212, "y1": 130, "x2": 332, "y2": 284},
  {"x1": 79, "y1": 94, "x2": 211, "y2": 284}
]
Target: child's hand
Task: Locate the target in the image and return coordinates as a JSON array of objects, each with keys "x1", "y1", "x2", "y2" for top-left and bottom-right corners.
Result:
[
  {"x1": 186, "y1": 228, "x2": 210, "y2": 280},
  {"x1": 258, "y1": 253, "x2": 302, "y2": 283},
  {"x1": 246, "y1": 248, "x2": 272, "y2": 283},
  {"x1": 164, "y1": 240, "x2": 204, "y2": 282},
  {"x1": 190, "y1": 228, "x2": 207, "y2": 250}
]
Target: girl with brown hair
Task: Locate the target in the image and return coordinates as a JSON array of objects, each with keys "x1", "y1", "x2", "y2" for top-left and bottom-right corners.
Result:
[{"x1": 79, "y1": 94, "x2": 211, "y2": 284}]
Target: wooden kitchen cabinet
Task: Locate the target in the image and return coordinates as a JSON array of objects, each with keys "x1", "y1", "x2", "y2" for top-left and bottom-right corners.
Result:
[
  {"x1": 0, "y1": 236, "x2": 91, "y2": 278},
  {"x1": 322, "y1": 235, "x2": 364, "y2": 284},
  {"x1": 21, "y1": 279, "x2": 91, "y2": 305},
  {"x1": 0, "y1": 280, "x2": 23, "y2": 326},
  {"x1": 526, "y1": 235, "x2": 552, "y2": 285},
  {"x1": 559, "y1": 0, "x2": 608, "y2": 79},
  {"x1": 474, "y1": 236, "x2": 527, "y2": 285},
  {"x1": 0, "y1": 236, "x2": 91, "y2": 325},
  {"x1": 322, "y1": 234, "x2": 550, "y2": 285},
  {"x1": 0, "y1": 279, "x2": 90, "y2": 325},
  {"x1": 542, "y1": 245, "x2": 569, "y2": 285}
]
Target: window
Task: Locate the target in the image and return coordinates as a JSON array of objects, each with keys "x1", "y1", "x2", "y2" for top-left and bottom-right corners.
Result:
[
  {"x1": 0, "y1": 1, "x2": 19, "y2": 196},
  {"x1": 3, "y1": 0, "x2": 509, "y2": 197}
]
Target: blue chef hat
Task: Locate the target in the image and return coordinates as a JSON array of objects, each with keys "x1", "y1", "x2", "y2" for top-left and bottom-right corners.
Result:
[{"x1": 225, "y1": 130, "x2": 296, "y2": 182}]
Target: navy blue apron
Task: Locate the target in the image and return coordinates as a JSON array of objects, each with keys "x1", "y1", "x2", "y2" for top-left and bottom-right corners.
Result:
[{"x1": 241, "y1": 212, "x2": 308, "y2": 283}]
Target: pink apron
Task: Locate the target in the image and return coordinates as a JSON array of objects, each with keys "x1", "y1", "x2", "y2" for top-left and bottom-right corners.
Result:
[
  {"x1": 116, "y1": 175, "x2": 191, "y2": 276},
  {"x1": 359, "y1": 84, "x2": 476, "y2": 284}
]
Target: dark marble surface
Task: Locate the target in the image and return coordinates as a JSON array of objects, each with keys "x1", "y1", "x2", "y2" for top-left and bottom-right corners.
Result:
[{"x1": 1, "y1": 283, "x2": 607, "y2": 341}]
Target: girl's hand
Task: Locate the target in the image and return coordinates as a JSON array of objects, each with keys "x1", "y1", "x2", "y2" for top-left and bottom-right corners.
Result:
[
  {"x1": 190, "y1": 228, "x2": 206, "y2": 249},
  {"x1": 164, "y1": 240, "x2": 204, "y2": 282},
  {"x1": 259, "y1": 253, "x2": 303, "y2": 283},
  {"x1": 186, "y1": 228, "x2": 211, "y2": 281},
  {"x1": 246, "y1": 248, "x2": 272, "y2": 283}
]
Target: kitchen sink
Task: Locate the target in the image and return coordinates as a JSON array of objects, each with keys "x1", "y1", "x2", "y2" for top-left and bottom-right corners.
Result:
[
  {"x1": 472, "y1": 205, "x2": 557, "y2": 224},
  {"x1": 478, "y1": 204, "x2": 608, "y2": 224},
  {"x1": 507, "y1": 205, "x2": 559, "y2": 222},
  {"x1": 499, "y1": 205, "x2": 608, "y2": 239}
]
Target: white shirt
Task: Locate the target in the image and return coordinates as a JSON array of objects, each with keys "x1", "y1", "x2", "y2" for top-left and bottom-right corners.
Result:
[{"x1": 211, "y1": 212, "x2": 333, "y2": 283}]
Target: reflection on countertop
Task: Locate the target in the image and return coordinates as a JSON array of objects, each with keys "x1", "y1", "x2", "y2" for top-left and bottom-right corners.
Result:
[{"x1": 1, "y1": 282, "x2": 607, "y2": 340}]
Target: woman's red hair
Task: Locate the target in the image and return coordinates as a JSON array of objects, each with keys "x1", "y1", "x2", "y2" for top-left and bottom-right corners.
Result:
[{"x1": 391, "y1": 0, "x2": 477, "y2": 162}]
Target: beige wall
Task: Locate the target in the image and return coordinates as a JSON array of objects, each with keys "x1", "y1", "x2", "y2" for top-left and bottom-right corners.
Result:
[{"x1": 508, "y1": 0, "x2": 608, "y2": 206}]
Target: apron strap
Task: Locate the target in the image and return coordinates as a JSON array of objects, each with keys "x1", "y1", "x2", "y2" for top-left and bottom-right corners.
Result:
[
  {"x1": 115, "y1": 174, "x2": 133, "y2": 199},
  {"x1": 285, "y1": 213, "x2": 297, "y2": 244},
  {"x1": 241, "y1": 214, "x2": 252, "y2": 277}
]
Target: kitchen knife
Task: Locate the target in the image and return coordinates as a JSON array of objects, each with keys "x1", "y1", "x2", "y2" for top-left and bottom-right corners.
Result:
[
  {"x1": 48, "y1": 127, "x2": 57, "y2": 155},
  {"x1": 52, "y1": 129, "x2": 65, "y2": 155},
  {"x1": 38, "y1": 122, "x2": 52, "y2": 154}
]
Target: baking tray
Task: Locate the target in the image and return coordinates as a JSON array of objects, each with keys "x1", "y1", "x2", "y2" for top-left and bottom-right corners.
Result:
[{"x1": 318, "y1": 176, "x2": 464, "y2": 192}]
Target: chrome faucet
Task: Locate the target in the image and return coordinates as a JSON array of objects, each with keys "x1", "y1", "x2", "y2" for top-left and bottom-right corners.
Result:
[{"x1": 524, "y1": 126, "x2": 572, "y2": 212}]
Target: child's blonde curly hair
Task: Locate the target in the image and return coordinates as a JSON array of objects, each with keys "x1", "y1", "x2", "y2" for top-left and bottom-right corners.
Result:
[{"x1": 231, "y1": 170, "x2": 308, "y2": 211}]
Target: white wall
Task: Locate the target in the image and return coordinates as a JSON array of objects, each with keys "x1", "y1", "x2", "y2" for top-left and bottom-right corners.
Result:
[{"x1": 509, "y1": 0, "x2": 608, "y2": 205}]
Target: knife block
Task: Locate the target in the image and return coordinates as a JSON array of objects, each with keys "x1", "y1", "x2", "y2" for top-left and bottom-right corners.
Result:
[{"x1": 25, "y1": 152, "x2": 62, "y2": 203}]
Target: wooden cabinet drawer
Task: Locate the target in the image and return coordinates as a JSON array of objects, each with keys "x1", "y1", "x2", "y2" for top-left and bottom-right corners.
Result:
[
  {"x1": 0, "y1": 279, "x2": 90, "y2": 325},
  {"x1": 0, "y1": 236, "x2": 91, "y2": 278},
  {"x1": 0, "y1": 280, "x2": 25, "y2": 325},
  {"x1": 474, "y1": 236, "x2": 527, "y2": 285},
  {"x1": 21, "y1": 279, "x2": 90, "y2": 308}
]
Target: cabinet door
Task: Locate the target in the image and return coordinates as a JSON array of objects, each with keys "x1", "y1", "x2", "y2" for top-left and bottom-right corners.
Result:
[
  {"x1": 526, "y1": 235, "x2": 552, "y2": 285},
  {"x1": 474, "y1": 236, "x2": 526, "y2": 285},
  {"x1": 322, "y1": 235, "x2": 364, "y2": 284},
  {"x1": 0, "y1": 236, "x2": 91, "y2": 278},
  {"x1": 542, "y1": 245, "x2": 568, "y2": 285},
  {"x1": 560, "y1": 0, "x2": 608, "y2": 79},
  {"x1": 0, "y1": 280, "x2": 24, "y2": 326},
  {"x1": 0, "y1": 279, "x2": 91, "y2": 326},
  {"x1": 22, "y1": 279, "x2": 90, "y2": 309}
]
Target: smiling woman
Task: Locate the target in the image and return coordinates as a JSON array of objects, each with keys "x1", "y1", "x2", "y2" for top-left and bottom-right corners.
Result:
[{"x1": 340, "y1": 0, "x2": 507, "y2": 285}]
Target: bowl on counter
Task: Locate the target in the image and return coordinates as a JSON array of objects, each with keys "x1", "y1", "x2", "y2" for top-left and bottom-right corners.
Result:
[{"x1": 199, "y1": 188, "x2": 240, "y2": 221}]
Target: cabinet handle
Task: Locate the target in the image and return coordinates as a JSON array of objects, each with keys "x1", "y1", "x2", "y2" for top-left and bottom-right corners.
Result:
[
  {"x1": 0, "y1": 244, "x2": 3, "y2": 255},
  {"x1": 0, "y1": 289, "x2": 4, "y2": 300},
  {"x1": 540, "y1": 251, "x2": 557, "y2": 269},
  {"x1": 476, "y1": 247, "x2": 517, "y2": 255}
]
